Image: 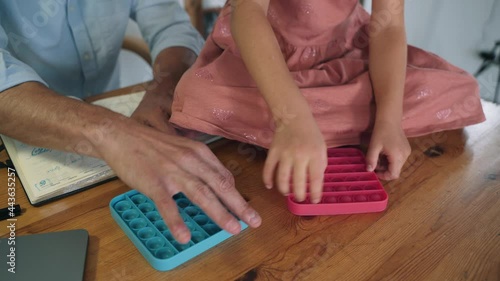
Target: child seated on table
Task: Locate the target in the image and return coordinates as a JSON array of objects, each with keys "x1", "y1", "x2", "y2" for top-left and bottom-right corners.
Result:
[{"x1": 169, "y1": 0, "x2": 485, "y2": 203}]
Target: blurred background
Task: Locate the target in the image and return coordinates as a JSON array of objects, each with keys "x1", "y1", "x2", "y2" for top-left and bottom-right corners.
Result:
[
  {"x1": 365, "y1": 0, "x2": 500, "y2": 103},
  {"x1": 120, "y1": 0, "x2": 500, "y2": 103}
]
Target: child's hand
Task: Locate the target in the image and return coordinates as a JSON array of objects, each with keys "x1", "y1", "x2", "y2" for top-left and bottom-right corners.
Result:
[
  {"x1": 366, "y1": 121, "x2": 411, "y2": 180},
  {"x1": 263, "y1": 114, "x2": 327, "y2": 203}
]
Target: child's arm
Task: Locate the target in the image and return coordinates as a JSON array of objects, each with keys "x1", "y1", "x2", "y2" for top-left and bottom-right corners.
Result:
[
  {"x1": 231, "y1": 0, "x2": 327, "y2": 203},
  {"x1": 366, "y1": 0, "x2": 411, "y2": 180}
]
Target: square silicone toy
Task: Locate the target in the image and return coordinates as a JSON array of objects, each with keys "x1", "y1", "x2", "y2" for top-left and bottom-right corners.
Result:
[
  {"x1": 287, "y1": 148, "x2": 388, "y2": 215},
  {"x1": 110, "y1": 190, "x2": 248, "y2": 271}
]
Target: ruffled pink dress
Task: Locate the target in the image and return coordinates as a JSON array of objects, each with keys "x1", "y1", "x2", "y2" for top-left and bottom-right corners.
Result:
[{"x1": 171, "y1": 0, "x2": 485, "y2": 148}]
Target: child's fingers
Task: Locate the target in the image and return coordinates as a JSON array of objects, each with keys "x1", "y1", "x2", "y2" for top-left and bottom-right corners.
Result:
[
  {"x1": 366, "y1": 142, "x2": 382, "y2": 172},
  {"x1": 386, "y1": 152, "x2": 404, "y2": 180},
  {"x1": 292, "y1": 160, "x2": 308, "y2": 202},
  {"x1": 263, "y1": 149, "x2": 279, "y2": 189},
  {"x1": 308, "y1": 158, "x2": 326, "y2": 204},
  {"x1": 378, "y1": 171, "x2": 393, "y2": 181},
  {"x1": 277, "y1": 158, "x2": 293, "y2": 196}
]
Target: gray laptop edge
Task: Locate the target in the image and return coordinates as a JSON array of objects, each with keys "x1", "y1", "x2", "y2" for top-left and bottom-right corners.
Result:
[{"x1": 0, "y1": 229, "x2": 89, "y2": 281}]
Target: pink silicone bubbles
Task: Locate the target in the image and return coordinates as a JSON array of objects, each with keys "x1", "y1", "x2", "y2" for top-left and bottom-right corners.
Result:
[{"x1": 287, "y1": 148, "x2": 388, "y2": 216}]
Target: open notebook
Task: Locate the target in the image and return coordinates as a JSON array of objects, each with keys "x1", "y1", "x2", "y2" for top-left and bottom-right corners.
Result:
[{"x1": 1, "y1": 92, "x2": 220, "y2": 206}]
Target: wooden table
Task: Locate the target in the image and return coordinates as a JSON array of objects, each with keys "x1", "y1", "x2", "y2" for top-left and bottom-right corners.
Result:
[{"x1": 1, "y1": 85, "x2": 499, "y2": 281}]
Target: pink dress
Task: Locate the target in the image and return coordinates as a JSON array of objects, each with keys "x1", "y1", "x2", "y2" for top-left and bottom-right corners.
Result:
[{"x1": 171, "y1": 0, "x2": 485, "y2": 148}]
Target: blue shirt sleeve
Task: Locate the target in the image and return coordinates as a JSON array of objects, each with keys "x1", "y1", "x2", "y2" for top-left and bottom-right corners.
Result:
[
  {"x1": 0, "y1": 24, "x2": 47, "y2": 93},
  {"x1": 130, "y1": 0, "x2": 205, "y2": 63}
]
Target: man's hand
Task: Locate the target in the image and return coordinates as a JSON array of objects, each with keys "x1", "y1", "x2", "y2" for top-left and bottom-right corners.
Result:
[
  {"x1": 94, "y1": 117, "x2": 262, "y2": 244},
  {"x1": 131, "y1": 88, "x2": 177, "y2": 134},
  {"x1": 127, "y1": 46, "x2": 263, "y2": 242},
  {"x1": 127, "y1": 46, "x2": 263, "y2": 241}
]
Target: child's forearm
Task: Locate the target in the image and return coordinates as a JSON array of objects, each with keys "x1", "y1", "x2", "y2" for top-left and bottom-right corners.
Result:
[
  {"x1": 230, "y1": 0, "x2": 312, "y2": 122},
  {"x1": 368, "y1": 2, "x2": 407, "y2": 125}
]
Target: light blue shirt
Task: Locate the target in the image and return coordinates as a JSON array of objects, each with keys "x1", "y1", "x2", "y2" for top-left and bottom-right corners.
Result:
[{"x1": 0, "y1": 0, "x2": 204, "y2": 98}]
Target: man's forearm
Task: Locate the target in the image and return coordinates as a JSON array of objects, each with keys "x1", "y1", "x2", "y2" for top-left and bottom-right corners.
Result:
[{"x1": 0, "y1": 82, "x2": 131, "y2": 158}]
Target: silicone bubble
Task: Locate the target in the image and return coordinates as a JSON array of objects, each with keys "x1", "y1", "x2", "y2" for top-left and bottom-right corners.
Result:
[
  {"x1": 122, "y1": 210, "x2": 140, "y2": 221},
  {"x1": 323, "y1": 196, "x2": 338, "y2": 204},
  {"x1": 171, "y1": 241, "x2": 192, "y2": 252},
  {"x1": 354, "y1": 195, "x2": 368, "y2": 202},
  {"x1": 203, "y1": 224, "x2": 221, "y2": 235},
  {"x1": 191, "y1": 231, "x2": 207, "y2": 243},
  {"x1": 131, "y1": 194, "x2": 147, "y2": 205},
  {"x1": 138, "y1": 227, "x2": 156, "y2": 241},
  {"x1": 154, "y1": 221, "x2": 168, "y2": 232},
  {"x1": 335, "y1": 186, "x2": 348, "y2": 192},
  {"x1": 115, "y1": 201, "x2": 132, "y2": 212},
  {"x1": 155, "y1": 247, "x2": 176, "y2": 259},
  {"x1": 130, "y1": 218, "x2": 148, "y2": 231},
  {"x1": 146, "y1": 211, "x2": 161, "y2": 222},
  {"x1": 184, "y1": 206, "x2": 200, "y2": 217},
  {"x1": 193, "y1": 215, "x2": 209, "y2": 226},
  {"x1": 176, "y1": 198, "x2": 191, "y2": 209},
  {"x1": 344, "y1": 176, "x2": 359, "y2": 181},
  {"x1": 139, "y1": 202, "x2": 155, "y2": 213},
  {"x1": 340, "y1": 196, "x2": 353, "y2": 203},
  {"x1": 146, "y1": 237, "x2": 166, "y2": 251}
]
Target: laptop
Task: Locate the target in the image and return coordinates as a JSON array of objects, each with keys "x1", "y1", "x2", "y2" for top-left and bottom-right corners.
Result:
[{"x1": 0, "y1": 229, "x2": 89, "y2": 281}]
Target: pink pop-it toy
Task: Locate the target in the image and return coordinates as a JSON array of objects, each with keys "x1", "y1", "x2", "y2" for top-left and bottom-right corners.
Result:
[{"x1": 287, "y1": 148, "x2": 388, "y2": 216}]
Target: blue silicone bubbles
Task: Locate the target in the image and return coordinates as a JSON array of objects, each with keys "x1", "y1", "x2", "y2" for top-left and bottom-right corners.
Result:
[{"x1": 110, "y1": 191, "x2": 248, "y2": 271}]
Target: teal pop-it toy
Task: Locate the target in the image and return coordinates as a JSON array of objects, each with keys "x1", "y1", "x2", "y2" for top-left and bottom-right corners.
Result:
[{"x1": 110, "y1": 190, "x2": 248, "y2": 271}]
